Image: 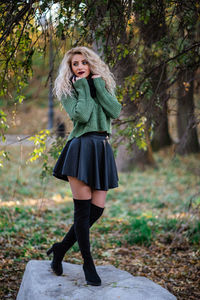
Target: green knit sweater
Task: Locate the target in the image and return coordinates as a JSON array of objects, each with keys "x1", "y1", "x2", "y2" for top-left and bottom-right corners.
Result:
[{"x1": 61, "y1": 77, "x2": 122, "y2": 141}]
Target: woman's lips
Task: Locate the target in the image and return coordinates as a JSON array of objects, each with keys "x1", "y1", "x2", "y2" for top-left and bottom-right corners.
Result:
[{"x1": 78, "y1": 71, "x2": 85, "y2": 75}]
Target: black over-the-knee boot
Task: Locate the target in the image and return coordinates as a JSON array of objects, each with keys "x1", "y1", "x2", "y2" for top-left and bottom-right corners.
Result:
[
  {"x1": 73, "y1": 199, "x2": 101, "y2": 286},
  {"x1": 47, "y1": 202, "x2": 104, "y2": 276}
]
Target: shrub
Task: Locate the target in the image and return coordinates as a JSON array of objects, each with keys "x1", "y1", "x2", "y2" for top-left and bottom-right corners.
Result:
[
  {"x1": 187, "y1": 221, "x2": 200, "y2": 245},
  {"x1": 124, "y1": 217, "x2": 152, "y2": 246}
]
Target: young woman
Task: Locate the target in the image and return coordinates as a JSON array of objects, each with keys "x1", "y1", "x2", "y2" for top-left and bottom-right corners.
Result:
[{"x1": 47, "y1": 46, "x2": 121, "y2": 286}]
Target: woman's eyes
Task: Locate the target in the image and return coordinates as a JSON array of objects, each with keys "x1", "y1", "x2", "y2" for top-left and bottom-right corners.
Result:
[{"x1": 73, "y1": 61, "x2": 88, "y2": 66}]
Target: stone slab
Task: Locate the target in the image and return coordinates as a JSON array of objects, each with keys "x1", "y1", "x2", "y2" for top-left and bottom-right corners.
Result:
[{"x1": 16, "y1": 260, "x2": 177, "y2": 300}]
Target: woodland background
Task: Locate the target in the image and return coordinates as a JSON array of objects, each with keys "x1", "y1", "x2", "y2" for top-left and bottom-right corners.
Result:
[{"x1": 0, "y1": 1, "x2": 200, "y2": 299}]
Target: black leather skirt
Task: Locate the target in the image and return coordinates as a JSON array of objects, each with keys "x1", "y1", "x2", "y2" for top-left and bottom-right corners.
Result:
[{"x1": 53, "y1": 132, "x2": 119, "y2": 191}]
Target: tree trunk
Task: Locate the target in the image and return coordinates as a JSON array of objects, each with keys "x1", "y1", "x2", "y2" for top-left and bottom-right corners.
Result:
[
  {"x1": 150, "y1": 69, "x2": 171, "y2": 151},
  {"x1": 90, "y1": 0, "x2": 155, "y2": 170},
  {"x1": 136, "y1": 0, "x2": 172, "y2": 151},
  {"x1": 176, "y1": 70, "x2": 199, "y2": 154},
  {"x1": 175, "y1": 2, "x2": 200, "y2": 154}
]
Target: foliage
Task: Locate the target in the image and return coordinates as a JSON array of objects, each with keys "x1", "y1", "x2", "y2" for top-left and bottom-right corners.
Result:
[
  {"x1": 39, "y1": 136, "x2": 67, "y2": 179},
  {"x1": 0, "y1": 0, "x2": 199, "y2": 168},
  {"x1": 187, "y1": 221, "x2": 200, "y2": 245},
  {"x1": 0, "y1": 4, "x2": 199, "y2": 108},
  {"x1": 28, "y1": 129, "x2": 50, "y2": 162},
  {"x1": 1, "y1": 1, "x2": 37, "y2": 97},
  {"x1": 26, "y1": 130, "x2": 68, "y2": 179},
  {"x1": 0, "y1": 145, "x2": 200, "y2": 299},
  {"x1": 123, "y1": 217, "x2": 153, "y2": 246},
  {"x1": 0, "y1": 109, "x2": 9, "y2": 166}
]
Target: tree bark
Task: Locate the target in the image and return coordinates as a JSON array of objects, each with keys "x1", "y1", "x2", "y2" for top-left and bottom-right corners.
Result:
[
  {"x1": 176, "y1": 70, "x2": 199, "y2": 154},
  {"x1": 136, "y1": 0, "x2": 172, "y2": 151},
  {"x1": 175, "y1": 1, "x2": 200, "y2": 154},
  {"x1": 90, "y1": 0, "x2": 155, "y2": 170},
  {"x1": 150, "y1": 68, "x2": 171, "y2": 151}
]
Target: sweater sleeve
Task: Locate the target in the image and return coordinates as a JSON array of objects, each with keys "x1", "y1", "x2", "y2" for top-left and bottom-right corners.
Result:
[
  {"x1": 93, "y1": 77, "x2": 122, "y2": 119},
  {"x1": 61, "y1": 78, "x2": 94, "y2": 123}
]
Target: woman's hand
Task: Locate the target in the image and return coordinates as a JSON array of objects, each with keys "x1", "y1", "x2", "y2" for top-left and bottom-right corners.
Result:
[
  {"x1": 72, "y1": 76, "x2": 82, "y2": 83},
  {"x1": 72, "y1": 77, "x2": 82, "y2": 83},
  {"x1": 92, "y1": 75, "x2": 101, "y2": 79}
]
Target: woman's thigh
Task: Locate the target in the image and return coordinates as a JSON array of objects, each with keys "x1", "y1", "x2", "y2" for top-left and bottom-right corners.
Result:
[
  {"x1": 68, "y1": 176, "x2": 92, "y2": 199},
  {"x1": 68, "y1": 176, "x2": 107, "y2": 207},
  {"x1": 91, "y1": 190, "x2": 107, "y2": 208}
]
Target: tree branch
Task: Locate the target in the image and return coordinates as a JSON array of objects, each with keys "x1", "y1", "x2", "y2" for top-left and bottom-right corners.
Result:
[{"x1": 0, "y1": 0, "x2": 35, "y2": 45}]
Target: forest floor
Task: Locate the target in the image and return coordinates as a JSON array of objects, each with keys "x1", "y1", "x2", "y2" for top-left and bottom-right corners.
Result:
[{"x1": 0, "y1": 144, "x2": 200, "y2": 300}]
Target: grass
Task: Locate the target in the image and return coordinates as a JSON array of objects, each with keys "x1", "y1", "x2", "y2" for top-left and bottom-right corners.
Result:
[{"x1": 0, "y1": 144, "x2": 200, "y2": 300}]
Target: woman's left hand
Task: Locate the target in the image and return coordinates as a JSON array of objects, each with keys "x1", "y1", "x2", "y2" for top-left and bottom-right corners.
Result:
[{"x1": 92, "y1": 75, "x2": 101, "y2": 79}]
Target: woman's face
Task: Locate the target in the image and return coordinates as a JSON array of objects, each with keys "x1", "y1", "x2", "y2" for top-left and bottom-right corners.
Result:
[{"x1": 71, "y1": 54, "x2": 91, "y2": 78}]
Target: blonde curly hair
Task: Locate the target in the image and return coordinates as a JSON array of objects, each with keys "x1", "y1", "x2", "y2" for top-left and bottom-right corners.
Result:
[{"x1": 54, "y1": 46, "x2": 116, "y2": 100}]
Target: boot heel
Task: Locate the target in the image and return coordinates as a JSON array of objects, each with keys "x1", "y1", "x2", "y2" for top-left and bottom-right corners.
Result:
[
  {"x1": 46, "y1": 243, "x2": 64, "y2": 276},
  {"x1": 86, "y1": 280, "x2": 101, "y2": 286},
  {"x1": 47, "y1": 247, "x2": 53, "y2": 256},
  {"x1": 83, "y1": 264, "x2": 101, "y2": 286}
]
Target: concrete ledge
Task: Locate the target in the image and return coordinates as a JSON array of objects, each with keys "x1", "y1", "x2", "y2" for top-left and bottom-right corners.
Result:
[{"x1": 16, "y1": 260, "x2": 177, "y2": 300}]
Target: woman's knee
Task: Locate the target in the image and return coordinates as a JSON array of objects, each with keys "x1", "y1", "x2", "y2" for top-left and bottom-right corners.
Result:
[
  {"x1": 91, "y1": 190, "x2": 107, "y2": 208},
  {"x1": 68, "y1": 176, "x2": 92, "y2": 199}
]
